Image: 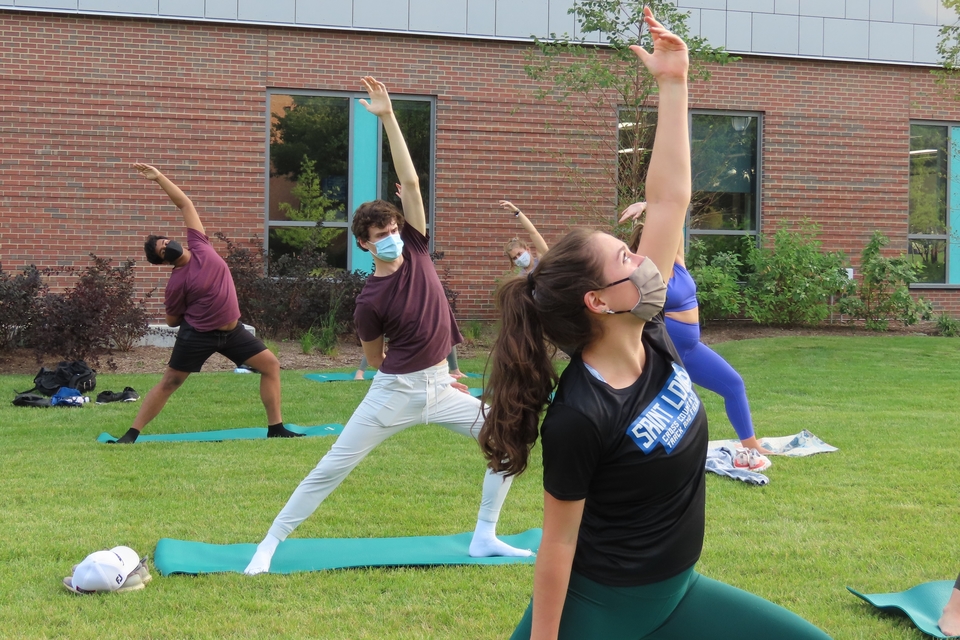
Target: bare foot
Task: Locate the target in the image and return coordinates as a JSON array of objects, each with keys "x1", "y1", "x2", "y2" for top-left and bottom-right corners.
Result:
[
  {"x1": 940, "y1": 588, "x2": 960, "y2": 636},
  {"x1": 450, "y1": 369, "x2": 466, "y2": 379},
  {"x1": 353, "y1": 370, "x2": 365, "y2": 380}
]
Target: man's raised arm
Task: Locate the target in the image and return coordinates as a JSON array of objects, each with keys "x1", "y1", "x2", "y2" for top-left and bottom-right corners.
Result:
[
  {"x1": 358, "y1": 77, "x2": 426, "y2": 235},
  {"x1": 134, "y1": 163, "x2": 205, "y2": 234}
]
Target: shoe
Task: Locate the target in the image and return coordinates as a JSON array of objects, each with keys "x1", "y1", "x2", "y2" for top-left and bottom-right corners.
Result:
[
  {"x1": 120, "y1": 387, "x2": 140, "y2": 402},
  {"x1": 267, "y1": 425, "x2": 305, "y2": 438},
  {"x1": 96, "y1": 390, "x2": 122, "y2": 404},
  {"x1": 733, "y1": 447, "x2": 772, "y2": 472}
]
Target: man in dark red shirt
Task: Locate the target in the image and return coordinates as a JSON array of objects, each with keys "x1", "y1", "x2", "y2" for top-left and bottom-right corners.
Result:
[
  {"x1": 244, "y1": 77, "x2": 530, "y2": 575},
  {"x1": 111, "y1": 163, "x2": 300, "y2": 443}
]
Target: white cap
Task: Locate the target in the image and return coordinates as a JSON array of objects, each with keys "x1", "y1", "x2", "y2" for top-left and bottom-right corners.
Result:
[{"x1": 64, "y1": 546, "x2": 141, "y2": 594}]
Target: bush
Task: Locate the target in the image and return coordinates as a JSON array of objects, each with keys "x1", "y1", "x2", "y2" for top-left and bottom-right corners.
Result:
[
  {"x1": 838, "y1": 231, "x2": 933, "y2": 331},
  {"x1": 216, "y1": 233, "x2": 367, "y2": 340},
  {"x1": 30, "y1": 256, "x2": 152, "y2": 364},
  {"x1": 0, "y1": 264, "x2": 45, "y2": 350},
  {"x1": 687, "y1": 240, "x2": 744, "y2": 324},
  {"x1": 937, "y1": 312, "x2": 960, "y2": 337},
  {"x1": 742, "y1": 223, "x2": 850, "y2": 326}
]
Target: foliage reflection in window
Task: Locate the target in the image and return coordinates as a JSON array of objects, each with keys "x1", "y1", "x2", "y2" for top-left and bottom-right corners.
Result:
[{"x1": 908, "y1": 123, "x2": 948, "y2": 283}]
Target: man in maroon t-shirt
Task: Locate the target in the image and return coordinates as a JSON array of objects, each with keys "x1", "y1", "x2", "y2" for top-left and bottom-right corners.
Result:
[
  {"x1": 110, "y1": 163, "x2": 301, "y2": 443},
  {"x1": 244, "y1": 77, "x2": 531, "y2": 575}
]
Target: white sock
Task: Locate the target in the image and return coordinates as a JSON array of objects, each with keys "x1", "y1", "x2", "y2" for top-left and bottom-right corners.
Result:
[
  {"x1": 243, "y1": 533, "x2": 280, "y2": 575},
  {"x1": 468, "y1": 519, "x2": 534, "y2": 558}
]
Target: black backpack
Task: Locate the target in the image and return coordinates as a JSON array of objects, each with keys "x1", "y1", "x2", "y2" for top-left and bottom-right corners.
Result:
[
  {"x1": 21, "y1": 360, "x2": 97, "y2": 397},
  {"x1": 12, "y1": 392, "x2": 51, "y2": 407}
]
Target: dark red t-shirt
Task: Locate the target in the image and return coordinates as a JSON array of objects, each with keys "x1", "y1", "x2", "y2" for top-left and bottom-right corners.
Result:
[
  {"x1": 164, "y1": 228, "x2": 241, "y2": 332},
  {"x1": 353, "y1": 224, "x2": 462, "y2": 374}
]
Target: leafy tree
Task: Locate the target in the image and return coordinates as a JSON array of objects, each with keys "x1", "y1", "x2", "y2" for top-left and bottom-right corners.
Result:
[
  {"x1": 525, "y1": 0, "x2": 736, "y2": 230},
  {"x1": 271, "y1": 96, "x2": 348, "y2": 183},
  {"x1": 272, "y1": 156, "x2": 344, "y2": 255}
]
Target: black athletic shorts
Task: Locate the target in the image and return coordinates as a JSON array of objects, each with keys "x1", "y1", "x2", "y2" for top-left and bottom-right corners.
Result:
[{"x1": 168, "y1": 322, "x2": 267, "y2": 373}]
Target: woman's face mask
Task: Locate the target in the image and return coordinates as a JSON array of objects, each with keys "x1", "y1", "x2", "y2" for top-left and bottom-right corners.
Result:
[
  {"x1": 513, "y1": 251, "x2": 531, "y2": 268},
  {"x1": 373, "y1": 232, "x2": 404, "y2": 262},
  {"x1": 599, "y1": 258, "x2": 667, "y2": 321}
]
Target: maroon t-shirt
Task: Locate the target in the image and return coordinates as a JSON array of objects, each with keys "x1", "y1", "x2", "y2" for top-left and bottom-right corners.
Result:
[
  {"x1": 353, "y1": 224, "x2": 463, "y2": 375},
  {"x1": 164, "y1": 228, "x2": 241, "y2": 332}
]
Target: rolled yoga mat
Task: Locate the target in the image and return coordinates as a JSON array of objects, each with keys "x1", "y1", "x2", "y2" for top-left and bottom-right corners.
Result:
[
  {"x1": 97, "y1": 423, "x2": 344, "y2": 443},
  {"x1": 848, "y1": 581, "x2": 958, "y2": 638},
  {"x1": 154, "y1": 529, "x2": 542, "y2": 576}
]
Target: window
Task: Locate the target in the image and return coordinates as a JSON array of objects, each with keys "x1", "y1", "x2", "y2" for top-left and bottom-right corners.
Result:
[
  {"x1": 909, "y1": 123, "x2": 949, "y2": 283},
  {"x1": 267, "y1": 91, "x2": 434, "y2": 272},
  {"x1": 617, "y1": 110, "x2": 760, "y2": 260}
]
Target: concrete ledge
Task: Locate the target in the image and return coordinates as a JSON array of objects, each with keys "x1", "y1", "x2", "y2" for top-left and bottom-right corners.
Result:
[{"x1": 138, "y1": 324, "x2": 256, "y2": 348}]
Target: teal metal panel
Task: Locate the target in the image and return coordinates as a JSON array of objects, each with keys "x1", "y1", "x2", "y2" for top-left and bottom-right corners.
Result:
[
  {"x1": 350, "y1": 99, "x2": 379, "y2": 275},
  {"x1": 950, "y1": 127, "x2": 960, "y2": 284}
]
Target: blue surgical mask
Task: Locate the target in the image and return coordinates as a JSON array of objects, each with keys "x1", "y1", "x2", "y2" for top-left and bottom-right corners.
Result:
[
  {"x1": 514, "y1": 251, "x2": 531, "y2": 268},
  {"x1": 373, "y1": 233, "x2": 404, "y2": 262}
]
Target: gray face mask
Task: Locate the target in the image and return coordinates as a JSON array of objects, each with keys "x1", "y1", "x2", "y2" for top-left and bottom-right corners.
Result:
[{"x1": 600, "y1": 258, "x2": 667, "y2": 321}]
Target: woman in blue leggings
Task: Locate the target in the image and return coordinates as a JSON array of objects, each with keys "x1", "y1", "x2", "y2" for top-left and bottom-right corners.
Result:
[{"x1": 623, "y1": 204, "x2": 771, "y2": 465}]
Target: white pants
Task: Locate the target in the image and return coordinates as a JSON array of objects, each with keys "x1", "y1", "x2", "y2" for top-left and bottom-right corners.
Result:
[{"x1": 268, "y1": 362, "x2": 514, "y2": 540}]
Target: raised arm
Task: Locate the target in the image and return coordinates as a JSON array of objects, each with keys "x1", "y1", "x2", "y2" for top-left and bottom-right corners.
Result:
[
  {"x1": 629, "y1": 8, "x2": 690, "y2": 281},
  {"x1": 500, "y1": 200, "x2": 549, "y2": 257},
  {"x1": 359, "y1": 77, "x2": 426, "y2": 235},
  {"x1": 134, "y1": 163, "x2": 204, "y2": 234}
]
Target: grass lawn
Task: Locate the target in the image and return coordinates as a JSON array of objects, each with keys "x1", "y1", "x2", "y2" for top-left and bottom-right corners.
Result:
[{"x1": 1, "y1": 336, "x2": 958, "y2": 638}]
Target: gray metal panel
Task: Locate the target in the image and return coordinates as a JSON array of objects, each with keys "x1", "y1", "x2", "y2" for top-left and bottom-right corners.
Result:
[
  {"x1": 726, "y1": 10, "x2": 752, "y2": 51},
  {"x1": 775, "y1": 0, "x2": 799, "y2": 15},
  {"x1": 753, "y1": 12, "x2": 799, "y2": 55},
  {"x1": 846, "y1": 0, "x2": 869, "y2": 20},
  {"x1": 354, "y1": 0, "x2": 408, "y2": 29},
  {"x1": 823, "y1": 17, "x2": 868, "y2": 57},
  {"x1": 496, "y1": 0, "x2": 547, "y2": 39},
  {"x1": 728, "y1": 0, "x2": 774, "y2": 12},
  {"x1": 205, "y1": 0, "x2": 238, "y2": 20},
  {"x1": 939, "y1": 0, "x2": 959, "y2": 26},
  {"x1": 685, "y1": 7, "x2": 701, "y2": 37},
  {"x1": 798, "y1": 15, "x2": 823, "y2": 55},
  {"x1": 678, "y1": 0, "x2": 726, "y2": 10},
  {"x1": 548, "y1": 0, "x2": 576, "y2": 38},
  {"x1": 239, "y1": 0, "x2": 293, "y2": 22},
  {"x1": 871, "y1": 0, "x2": 893, "y2": 21},
  {"x1": 466, "y1": 0, "x2": 495, "y2": 35},
  {"x1": 296, "y1": 0, "x2": 352, "y2": 27},
  {"x1": 799, "y1": 0, "x2": 843, "y2": 18},
  {"x1": 411, "y1": 0, "x2": 465, "y2": 33},
  {"x1": 160, "y1": 0, "x2": 203, "y2": 17},
  {"x1": 78, "y1": 0, "x2": 156, "y2": 12},
  {"x1": 870, "y1": 19, "x2": 910, "y2": 60},
  {"x1": 913, "y1": 23, "x2": 940, "y2": 63},
  {"x1": 13, "y1": 0, "x2": 76, "y2": 7},
  {"x1": 0, "y1": 0, "x2": 12, "y2": 5},
  {"x1": 894, "y1": 0, "x2": 936, "y2": 25},
  {"x1": 700, "y1": 8, "x2": 726, "y2": 46}
]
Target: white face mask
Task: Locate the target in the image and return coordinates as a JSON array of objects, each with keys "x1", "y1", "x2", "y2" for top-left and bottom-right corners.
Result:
[
  {"x1": 600, "y1": 258, "x2": 667, "y2": 321},
  {"x1": 513, "y1": 251, "x2": 531, "y2": 268}
]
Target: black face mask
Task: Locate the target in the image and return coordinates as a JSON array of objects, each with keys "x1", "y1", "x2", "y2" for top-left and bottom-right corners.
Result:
[{"x1": 163, "y1": 240, "x2": 183, "y2": 265}]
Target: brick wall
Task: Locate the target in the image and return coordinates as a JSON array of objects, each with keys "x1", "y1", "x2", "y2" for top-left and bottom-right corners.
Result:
[{"x1": 3, "y1": 10, "x2": 960, "y2": 324}]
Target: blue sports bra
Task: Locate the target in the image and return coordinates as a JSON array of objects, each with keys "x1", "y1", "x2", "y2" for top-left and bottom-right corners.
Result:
[{"x1": 664, "y1": 262, "x2": 698, "y2": 313}]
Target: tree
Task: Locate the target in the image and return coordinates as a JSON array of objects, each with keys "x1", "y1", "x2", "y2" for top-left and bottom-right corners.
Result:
[
  {"x1": 525, "y1": 0, "x2": 736, "y2": 231},
  {"x1": 272, "y1": 155, "x2": 344, "y2": 257}
]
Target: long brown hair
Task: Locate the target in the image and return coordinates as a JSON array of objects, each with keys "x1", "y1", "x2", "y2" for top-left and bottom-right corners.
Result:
[{"x1": 479, "y1": 228, "x2": 607, "y2": 476}]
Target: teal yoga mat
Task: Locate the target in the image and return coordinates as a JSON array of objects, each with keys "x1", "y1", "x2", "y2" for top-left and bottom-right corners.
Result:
[
  {"x1": 154, "y1": 529, "x2": 541, "y2": 576},
  {"x1": 848, "y1": 581, "x2": 958, "y2": 638},
  {"x1": 304, "y1": 371, "x2": 482, "y2": 382},
  {"x1": 96, "y1": 423, "x2": 344, "y2": 443}
]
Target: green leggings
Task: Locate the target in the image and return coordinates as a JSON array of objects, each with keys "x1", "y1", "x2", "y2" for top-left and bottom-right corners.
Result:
[{"x1": 510, "y1": 567, "x2": 832, "y2": 640}]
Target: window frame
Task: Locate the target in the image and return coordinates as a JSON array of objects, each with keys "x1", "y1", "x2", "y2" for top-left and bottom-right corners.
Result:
[{"x1": 908, "y1": 120, "x2": 952, "y2": 287}]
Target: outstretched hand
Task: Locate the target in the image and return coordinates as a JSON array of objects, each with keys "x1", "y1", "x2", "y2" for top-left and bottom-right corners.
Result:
[
  {"x1": 618, "y1": 201, "x2": 647, "y2": 225},
  {"x1": 499, "y1": 200, "x2": 520, "y2": 215},
  {"x1": 359, "y1": 76, "x2": 393, "y2": 118},
  {"x1": 628, "y1": 7, "x2": 688, "y2": 82},
  {"x1": 133, "y1": 163, "x2": 161, "y2": 181}
]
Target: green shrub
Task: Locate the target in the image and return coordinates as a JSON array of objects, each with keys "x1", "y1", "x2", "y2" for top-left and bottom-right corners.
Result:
[
  {"x1": 937, "y1": 312, "x2": 960, "y2": 337},
  {"x1": 687, "y1": 239, "x2": 744, "y2": 324},
  {"x1": 838, "y1": 231, "x2": 933, "y2": 331},
  {"x1": 0, "y1": 264, "x2": 45, "y2": 350},
  {"x1": 742, "y1": 223, "x2": 850, "y2": 326}
]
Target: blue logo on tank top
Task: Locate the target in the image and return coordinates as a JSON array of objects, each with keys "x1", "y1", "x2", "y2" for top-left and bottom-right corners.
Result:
[{"x1": 626, "y1": 362, "x2": 700, "y2": 454}]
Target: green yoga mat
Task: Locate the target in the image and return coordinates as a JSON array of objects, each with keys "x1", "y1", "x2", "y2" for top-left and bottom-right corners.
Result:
[
  {"x1": 154, "y1": 529, "x2": 541, "y2": 576},
  {"x1": 304, "y1": 371, "x2": 482, "y2": 383},
  {"x1": 848, "y1": 581, "x2": 958, "y2": 638},
  {"x1": 96, "y1": 423, "x2": 344, "y2": 443}
]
